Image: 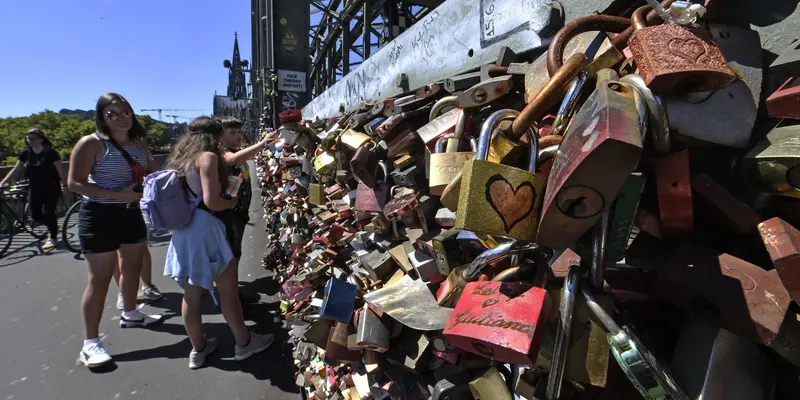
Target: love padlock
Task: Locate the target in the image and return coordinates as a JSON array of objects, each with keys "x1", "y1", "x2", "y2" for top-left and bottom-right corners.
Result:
[
  {"x1": 443, "y1": 279, "x2": 551, "y2": 365},
  {"x1": 454, "y1": 109, "x2": 546, "y2": 241}
]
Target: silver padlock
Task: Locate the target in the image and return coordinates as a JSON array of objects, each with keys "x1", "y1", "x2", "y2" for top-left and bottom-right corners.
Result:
[
  {"x1": 546, "y1": 263, "x2": 583, "y2": 400},
  {"x1": 583, "y1": 288, "x2": 690, "y2": 400}
]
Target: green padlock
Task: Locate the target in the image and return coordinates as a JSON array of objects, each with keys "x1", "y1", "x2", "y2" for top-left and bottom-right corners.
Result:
[{"x1": 454, "y1": 109, "x2": 546, "y2": 241}]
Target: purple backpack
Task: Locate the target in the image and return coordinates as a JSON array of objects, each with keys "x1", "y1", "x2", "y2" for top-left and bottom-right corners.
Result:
[{"x1": 140, "y1": 170, "x2": 196, "y2": 230}]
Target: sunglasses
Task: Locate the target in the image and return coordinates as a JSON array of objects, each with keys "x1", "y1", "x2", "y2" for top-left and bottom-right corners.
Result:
[{"x1": 105, "y1": 110, "x2": 132, "y2": 121}]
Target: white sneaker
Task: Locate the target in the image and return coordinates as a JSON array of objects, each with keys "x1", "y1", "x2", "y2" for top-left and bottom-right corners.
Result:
[
  {"x1": 234, "y1": 332, "x2": 274, "y2": 361},
  {"x1": 79, "y1": 342, "x2": 113, "y2": 368},
  {"x1": 120, "y1": 309, "x2": 164, "y2": 328},
  {"x1": 116, "y1": 293, "x2": 124, "y2": 311},
  {"x1": 189, "y1": 337, "x2": 218, "y2": 369}
]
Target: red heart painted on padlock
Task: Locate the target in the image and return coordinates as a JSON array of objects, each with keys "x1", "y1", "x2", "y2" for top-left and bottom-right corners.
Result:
[
  {"x1": 485, "y1": 175, "x2": 536, "y2": 233},
  {"x1": 667, "y1": 37, "x2": 709, "y2": 64}
]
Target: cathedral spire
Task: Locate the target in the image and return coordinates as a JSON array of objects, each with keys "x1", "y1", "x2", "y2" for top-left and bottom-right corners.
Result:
[{"x1": 227, "y1": 32, "x2": 247, "y2": 99}]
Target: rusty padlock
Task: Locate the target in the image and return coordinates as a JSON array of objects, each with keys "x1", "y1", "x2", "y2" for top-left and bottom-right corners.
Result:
[
  {"x1": 455, "y1": 109, "x2": 546, "y2": 242},
  {"x1": 537, "y1": 69, "x2": 645, "y2": 250},
  {"x1": 767, "y1": 77, "x2": 800, "y2": 120},
  {"x1": 627, "y1": 5, "x2": 737, "y2": 93}
]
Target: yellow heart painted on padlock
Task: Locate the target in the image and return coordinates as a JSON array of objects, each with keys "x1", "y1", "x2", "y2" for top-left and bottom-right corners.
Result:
[
  {"x1": 485, "y1": 175, "x2": 537, "y2": 233},
  {"x1": 667, "y1": 37, "x2": 709, "y2": 64}
]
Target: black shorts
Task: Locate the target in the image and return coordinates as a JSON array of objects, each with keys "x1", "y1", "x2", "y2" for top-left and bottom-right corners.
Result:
[
  {"x1": 79, "y1": 201, "x2": 148, "y2": 254},
  {"x1": 225, "y1": 213, "x2": 248, "y2": 259}
]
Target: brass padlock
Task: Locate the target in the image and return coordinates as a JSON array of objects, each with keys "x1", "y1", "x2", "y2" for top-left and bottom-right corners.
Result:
[
  {"x1": 314, "y1": 150, "x2": 337, "y2": 175},
  {"x1": 308, "y1": 172, "x2": 326, "y2": 206},
  {"x1": 627, "y1": 5, "x2": 737, "y2": 93},
  {"x1": 455, "y1": 109, "x2": 546, "y2": 242},
  {"x1": 536, "y1": 69, "x2": 645, "y2": 250},
  {"x1": 429, "y1": 132, "x2": 477, "y2": 196},
  {"x1": 743, "y1": 125, "x2": 800, "y2": 199}
]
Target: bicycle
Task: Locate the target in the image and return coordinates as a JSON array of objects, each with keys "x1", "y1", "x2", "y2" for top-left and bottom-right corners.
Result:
[
  {"x1": 61, "y1": 198, "x2": 82, "y2": 253},
  {"x1": 0, "y1": 183, "x2": 49, "y2": 258}
]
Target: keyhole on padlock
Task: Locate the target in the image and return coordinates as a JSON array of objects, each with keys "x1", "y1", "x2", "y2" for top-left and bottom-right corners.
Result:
[
  {"x1": 472, "y1": 88, "x2": 488, "y2": 103},
  {"x1": 562, "y1": 196, "x2": 588, "y2": 217}
]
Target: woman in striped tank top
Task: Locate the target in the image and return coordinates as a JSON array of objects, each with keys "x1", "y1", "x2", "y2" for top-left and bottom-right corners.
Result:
[{"x1": 67, "y1": 93, "x2": 164, "y2": 369}]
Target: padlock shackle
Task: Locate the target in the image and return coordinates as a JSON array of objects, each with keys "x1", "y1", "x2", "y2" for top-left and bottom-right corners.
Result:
[
  {"x1": 632, "y1": 5, "x2": 652, "y2": 30},
  {"x1": 512, "y1": 54, "x2": 587, "y2": 139},
  {"x1": 477, "y1": 109, "x2": 519, "y2": 161},
  {"x1": 619, "y1": 74, "x2": 671, "y2": 154},
  {"x1": 546, "y1": 15, "x2": 631, "y2": 76},
  {"x1": 435, "y1": 133, "x2": 478, "y2": 153},
  {"x1": 551, "y1": 72, "x2": 589, "y2": 138},
  {"x1": 430, "y1": 96, "x2": 458, "y2": 121},
  {"x1": 546, "y1": 263, "x2": 583, "y2": 400},
  {"x1": 435, "y1": 133, "x2": 456, "y2": 153},
  {"x1": 538, "y1": 144, "x2": 560, "y2": 165},
  {"x1": 376, "y1": 161, "x2": 389, "y2": 184},
  {"x1": 590, "y1": 208, "x2": 611, "y2": 291},
  {"x1": 582, "y1": 287, "x2": 621, "y2": 335},
  {"x1": 464, "y1": 241, "x2": 552, "y2": 280}
]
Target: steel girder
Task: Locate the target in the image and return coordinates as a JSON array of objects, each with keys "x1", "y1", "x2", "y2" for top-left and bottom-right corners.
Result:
[{"x1": 308, "y1": 0, "x2": 443, "y2": 98}]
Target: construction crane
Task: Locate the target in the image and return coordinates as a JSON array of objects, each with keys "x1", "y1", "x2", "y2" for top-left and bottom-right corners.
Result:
[
  {"x1": 140, "y1": 108, "x2": 203, "y2": 120},
  {"x1": 164, "y1": 115, "x2": 193, "y2": 122}
]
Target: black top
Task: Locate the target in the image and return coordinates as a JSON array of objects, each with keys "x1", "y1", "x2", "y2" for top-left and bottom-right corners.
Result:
[
  {"x1": 227, "y1": 150, "x2": 252, "y2": 221},
  {"x1": 18, "y1": 148, "x2": 61, "y2": 186}
]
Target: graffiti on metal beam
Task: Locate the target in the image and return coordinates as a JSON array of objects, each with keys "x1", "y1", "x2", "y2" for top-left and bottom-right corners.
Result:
[{"x1": 302, "y1": 0, "x2": 553, "y2": 120}]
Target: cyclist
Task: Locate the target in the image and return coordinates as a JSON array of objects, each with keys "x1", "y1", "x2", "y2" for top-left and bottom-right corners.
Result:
[
  {"x1": 67, "y1": 93, "x2": 163, "y2": 369},
  {"x1": 164, "y1": 117, "x2": 272, "y2": 369},
  {"x1": 0, "y1": 128, "x2": 66, "y2": 249}
]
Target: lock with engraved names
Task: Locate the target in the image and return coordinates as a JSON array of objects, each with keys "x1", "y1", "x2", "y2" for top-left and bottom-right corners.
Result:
[
  {"x1": 443, "y1": 278, "x2": 551, "y2": 365},
  {"x1": 455, "y1": 109, "x2": 546, "y2": 242}
]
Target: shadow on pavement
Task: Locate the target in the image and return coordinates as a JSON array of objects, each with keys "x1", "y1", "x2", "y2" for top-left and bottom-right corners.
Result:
[{"x1": 114, "y1": 287, "x2": 299, "y2": 394}]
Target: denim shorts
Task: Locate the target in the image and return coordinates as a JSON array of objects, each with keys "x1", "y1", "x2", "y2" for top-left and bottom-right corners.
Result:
[{"x1": 78, "y1": 201, "x2": 148, "y2": 254}]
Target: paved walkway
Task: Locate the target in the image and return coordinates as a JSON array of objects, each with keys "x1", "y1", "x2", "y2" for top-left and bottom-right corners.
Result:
[{"x1": 0, "y1": 162, "x2": 299, "y2": 400}]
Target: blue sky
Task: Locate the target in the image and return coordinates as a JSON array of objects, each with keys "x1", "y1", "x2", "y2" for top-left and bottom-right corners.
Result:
[{"x1": 0, "y1": 0, "x2": 251, "y2": 121}]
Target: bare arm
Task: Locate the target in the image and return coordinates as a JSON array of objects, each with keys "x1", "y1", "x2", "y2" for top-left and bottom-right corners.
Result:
[
  {"x1": 67, "y1": 135, "x2": 137, "y2": 201},
  {"x1": 0, "y1": 161, "x2": 21, "y2": 187},
  {"x1": 53, "y1": 160, "x2": 67, "y2": 185},
  {"x1": 197, "y1": 152, "x2": 235, "y2": 211},
  {"x1": 223, "y1": 135, "x2": 276, "y2": 166}
]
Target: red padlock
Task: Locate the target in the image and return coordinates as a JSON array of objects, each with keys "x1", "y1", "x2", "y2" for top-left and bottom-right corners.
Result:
[{"x1": 443, "y1": 281, "x2": 551, "y2": 365}]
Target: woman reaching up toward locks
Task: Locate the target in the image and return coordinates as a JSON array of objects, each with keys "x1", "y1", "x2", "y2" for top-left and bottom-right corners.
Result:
[{"x1": 164, "y1": 116, "x2": 273, "y2": 369}]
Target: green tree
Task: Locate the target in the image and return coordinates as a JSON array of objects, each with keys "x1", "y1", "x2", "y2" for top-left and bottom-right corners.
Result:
[{"x1": 0, "y1": 111, "x2": 176, "y2": 164}]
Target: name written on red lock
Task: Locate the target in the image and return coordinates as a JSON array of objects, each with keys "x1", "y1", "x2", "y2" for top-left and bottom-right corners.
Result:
[{"x1": 443, "y1": 281, "x2": 551, "y2": 365}]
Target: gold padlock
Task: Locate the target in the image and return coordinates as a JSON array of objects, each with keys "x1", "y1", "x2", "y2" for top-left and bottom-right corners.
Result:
[
  {"x1": 429, "y1": 129, "x2": 477, "y2": 196},
  {"x1": 314, "y1": 151, "x2": 336, "y2": 175},
  {"x1": 455, "y1": 109, "x2": 546, "y2": 241},
  {"x1": 339, "y1": 128, "x2": 374, "y2": 151}
]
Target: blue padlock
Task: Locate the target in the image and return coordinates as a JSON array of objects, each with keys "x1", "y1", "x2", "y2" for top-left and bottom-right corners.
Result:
[{"x1": 320, "y1": 277, "x2": 357, "y2": 323}]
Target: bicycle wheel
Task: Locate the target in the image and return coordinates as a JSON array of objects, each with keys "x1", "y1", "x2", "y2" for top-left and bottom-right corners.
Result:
[
  {"x1": 23, "y1": 202, "x2": 49, "y2": 240},
  {"x1": 61, "y1": 201, "x2": 82, "y2": 253},
  {"x1": 0, "y1": 211, "x2": 13, "y2": 258}
]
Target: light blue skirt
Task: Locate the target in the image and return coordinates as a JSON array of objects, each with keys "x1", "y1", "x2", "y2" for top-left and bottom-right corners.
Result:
[{"x1": 164, "y1": 208, "x2": 234, "y2": 302}]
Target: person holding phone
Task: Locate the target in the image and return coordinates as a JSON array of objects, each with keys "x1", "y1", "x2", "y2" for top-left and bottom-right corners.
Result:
[
  {"x1": 67, "y1": 93, "x2": 163, "y2": 369},
  {"x1": 164, "y1": 117, "x2": 273, "y2": 369}
]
